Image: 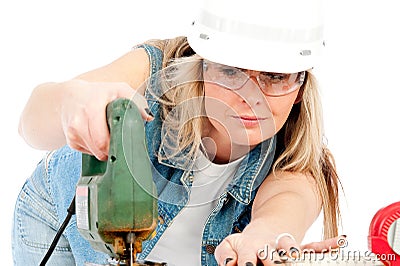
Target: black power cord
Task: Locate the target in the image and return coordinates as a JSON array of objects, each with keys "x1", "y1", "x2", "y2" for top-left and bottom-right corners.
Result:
[{"x1": 39, "y1": 196, "x2": 76, "y2": 266}]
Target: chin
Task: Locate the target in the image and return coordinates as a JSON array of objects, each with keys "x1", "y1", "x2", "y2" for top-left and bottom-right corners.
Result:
[{"x1": 230, "y1": 130, "x2": 275, "y2": 147}]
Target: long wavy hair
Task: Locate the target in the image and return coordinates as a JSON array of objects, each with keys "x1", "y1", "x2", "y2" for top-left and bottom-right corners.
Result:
[{"x1": 143, "y1": 36, "x2": 340, "y2": 239}]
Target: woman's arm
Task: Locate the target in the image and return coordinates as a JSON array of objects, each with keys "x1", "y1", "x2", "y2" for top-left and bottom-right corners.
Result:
[
  {"x1": 19, "y1": 48, "x2": 151, "y2": 160},
  {"x1": 215, "y1": 171, "x2": 324, "y2": 265},
  {"x1": 251, "y1": 171, "x2": 321, "y2": 242}
]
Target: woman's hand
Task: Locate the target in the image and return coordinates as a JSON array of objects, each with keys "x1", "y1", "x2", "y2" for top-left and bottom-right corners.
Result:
[
  {"x1": 60, "y1": 79, "x2": 152, "y2": 161},
  {"x1": 214, "y1": 170, "x2": 341, "y2": 265},
  {"x1": 215, "y1": 231, "x2": 345, "y2": 265},
  {"x1": 18, "y1": 48, "x2": 152, "y2": 157}
]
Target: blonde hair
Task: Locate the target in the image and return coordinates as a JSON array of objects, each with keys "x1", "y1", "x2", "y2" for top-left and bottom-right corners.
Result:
[
  {"x1": 275, "y1": 73, "x2": 341, "y2": 239},
  {"x1": 144, "y1": 36, "x2": 340, "y2": 239}
]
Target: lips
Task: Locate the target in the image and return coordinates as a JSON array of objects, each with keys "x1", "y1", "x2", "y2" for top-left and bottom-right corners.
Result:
[
  {"x1": 239, "y1": 116, "x2": 261, "y2": 121},
  {"x1": 232, "y1": 115, "x2": 268, "y2": 121},
  {"x1": 232, "y1": 115, "x2": 269, "y2": 127}
]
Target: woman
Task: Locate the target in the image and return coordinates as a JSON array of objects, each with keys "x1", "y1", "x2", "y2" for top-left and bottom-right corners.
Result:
[{"x1": 13, "y1": 0, "x2": 342, "y2": 265}]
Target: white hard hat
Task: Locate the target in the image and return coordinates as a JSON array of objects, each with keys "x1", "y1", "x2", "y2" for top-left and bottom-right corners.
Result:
[{"x1": 187, "y1": 0, "x2": 325, "y2": 73}]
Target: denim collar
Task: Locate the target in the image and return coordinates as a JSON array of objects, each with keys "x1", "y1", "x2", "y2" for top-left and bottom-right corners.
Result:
[
  {"x1": 157, "y1": 134, "x2": 276, "y2": 205},
  {"x1": 226, "y1": 137, "x2": 276, "y2": 205}
]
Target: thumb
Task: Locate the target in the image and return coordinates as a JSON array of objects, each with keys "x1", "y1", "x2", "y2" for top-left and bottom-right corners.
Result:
[{"x1": 214, "y1": 237, "x2": 238, "y2": 266}]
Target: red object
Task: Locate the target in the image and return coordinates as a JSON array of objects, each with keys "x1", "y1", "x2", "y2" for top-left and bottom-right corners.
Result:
[{"x1": 369, "y1": 201, "x2": 400, "y2": 265}]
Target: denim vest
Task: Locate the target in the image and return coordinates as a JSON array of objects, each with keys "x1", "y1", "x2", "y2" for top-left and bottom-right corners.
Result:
[{"x1": 44, "y1": 44, "x2": 276, "y2": 266}]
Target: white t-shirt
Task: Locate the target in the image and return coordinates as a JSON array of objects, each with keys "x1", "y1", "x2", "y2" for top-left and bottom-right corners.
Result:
[{"x1": 146, "y1": 152, "x2": 244, "y2": 266}]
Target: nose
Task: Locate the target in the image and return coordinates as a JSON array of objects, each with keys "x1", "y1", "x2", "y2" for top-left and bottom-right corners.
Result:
[
  {"x1": 242, "y1": 70, "x2": 265, "y2": 92},
  {"x1": 238, "y1": 75, "x2": 264, "y2": 106}
]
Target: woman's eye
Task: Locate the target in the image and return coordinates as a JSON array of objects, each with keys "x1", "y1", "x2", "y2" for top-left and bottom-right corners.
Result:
[
  {"x1": 262, "y1": 73, "x2": 287, "y2": 82},
  {"x1": 220, "y1": 68, "x2": 240, "y2": 77}
]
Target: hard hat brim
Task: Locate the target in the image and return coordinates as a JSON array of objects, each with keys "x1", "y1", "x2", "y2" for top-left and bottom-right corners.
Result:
[{"x1": 187, "y1": 23, "x2": 323, "y2": 73}]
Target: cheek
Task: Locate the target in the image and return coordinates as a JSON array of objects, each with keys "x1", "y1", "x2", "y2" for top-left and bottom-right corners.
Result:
[
  {"x1": 203, "y1": 84, "x2": 236, "y2": 116},
  {"x1": 204, "y1": 84, "x2": 235, "y2": 102},
  {"x1": 267, "y1": 91, "x2": 299, "y2": 131}
]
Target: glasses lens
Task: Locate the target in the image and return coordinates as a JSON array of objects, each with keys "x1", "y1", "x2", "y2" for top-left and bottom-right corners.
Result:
[
  {"x1": 258, "y1": 72, "x2": 304, "y2": 96},
  {"x1": 204, "y1": 60, "x2": 305, "y2": 96},
  {"x1": 203, "y1": 61, "x2": 247, "y2": 89}
]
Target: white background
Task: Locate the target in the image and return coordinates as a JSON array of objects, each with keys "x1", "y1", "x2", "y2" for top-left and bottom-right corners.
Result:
[{"x1": 1, "y1": 0, "x2": 399, "y2": 264}]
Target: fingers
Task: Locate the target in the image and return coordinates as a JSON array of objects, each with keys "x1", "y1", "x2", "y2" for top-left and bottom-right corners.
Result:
[
  {"x1": 214, "y1": 237, "x2": 238, "y2": 266},
  {"x1": 237, "y1": 254, "x2": 259, "y2": 266},
  {"x1": 63, "y1": 101, "x2": 109, "y2": 160},
  {"x1": 86, "y1": 112, "x2": 109, "y2": 161},
  {"x1": 114, "y1": 83, "x2": 154, "y2": 121},
  {"x1": 67, "y1": 140, "x2": 91, "y2": 155},
  {"x1": 301, "y1": 235, "x2": 346, "y2": 252},
  {"x1": 274, "y1": 234, "x2": 347, "y2": 262},
  {"x1": 215, "y1": 235, "x2": 272, "y2": 266},
  {"x1": 65, "y1": 117, "x2": 109, "y2": 161},
  {"x1": 127, "y1": 89, "x2": 154, "y2": 121},
  {"x1": 275, "y1": 233, "x2": 301, "y2": 260},
  {"x1": 215, "y1": 233, "x2": 347, "y2": 266}
]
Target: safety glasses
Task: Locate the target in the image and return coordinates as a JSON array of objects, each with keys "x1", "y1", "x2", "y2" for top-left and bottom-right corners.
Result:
[{"x1": 203, "y1": 60, "x2": 306, "y2": 96}]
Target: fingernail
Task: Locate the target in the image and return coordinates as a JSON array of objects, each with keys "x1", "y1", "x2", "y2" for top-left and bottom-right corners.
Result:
[
  {"x1": 245, "y1": 262, "x2": 254, "y2": 266},
  {"x1": 289, "y1": 247, "x2": 300, "y2": 258},
  {"x1": 145, "y1": 108, "x2": 154, "y2": 117},
  {"x1": 224, "y1": 258, "x2": 233, "y2": 265}
]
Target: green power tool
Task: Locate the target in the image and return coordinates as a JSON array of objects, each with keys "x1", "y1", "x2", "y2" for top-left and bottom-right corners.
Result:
[{"x1": 75, "y1": 98, "x2": 163, "y2": 265}]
